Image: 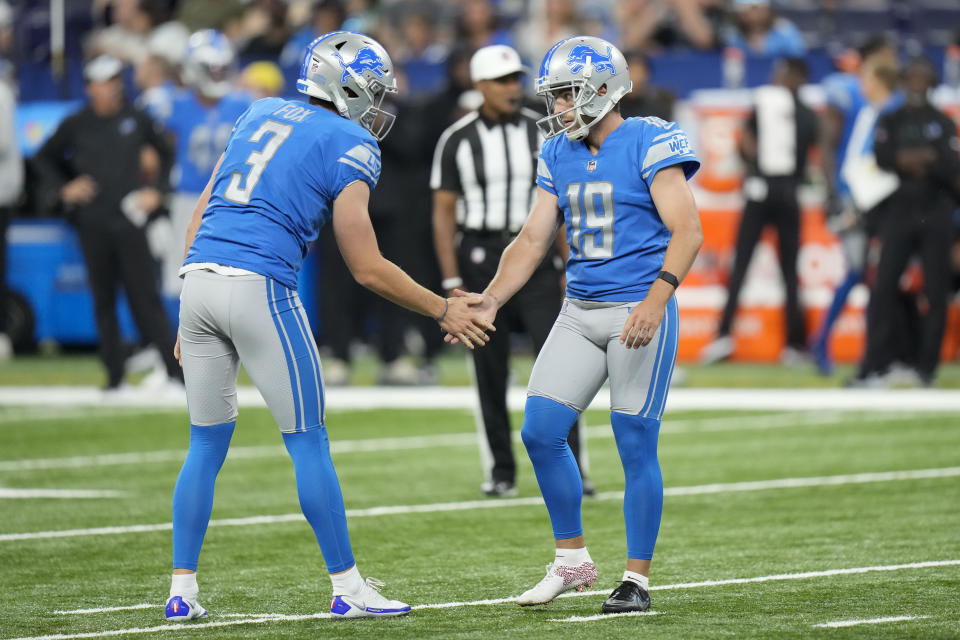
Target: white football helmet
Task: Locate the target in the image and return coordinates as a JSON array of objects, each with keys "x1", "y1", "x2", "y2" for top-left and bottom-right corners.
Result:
[
  {"x1": 297, "y1": 30, "x2": 398, "y2": 140},
  {"x1": 182, "y1": 29, "x2": 236, "y2": 101},
  {"x1": 535, "y1": 36, "x2": 633, "y2": 141}
]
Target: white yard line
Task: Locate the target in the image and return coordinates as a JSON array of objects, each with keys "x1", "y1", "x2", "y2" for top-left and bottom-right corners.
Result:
[
  {"x1": 814, "y1": 615, "x2": 931, "y2": 628},
  {"x1": 3, "y1": 386, "x2": 960, "y2": 411},
  {"x1": 550, "y1": 611, "x2": 660, "y2": 622},
  {"x1": 0, "y1": 488, "x2": 123, "y2": 499},
  {"x1": 3, "y1": 466, "x2": 958, "y2": 543},
  {"x1": 0, "y1": 410, "x2": 938, "y2": 473},
  {"x1": 54, "y1": 605, "x2": 155, "y2": 615},
  {"x1": 26, "y1": 560, "x2": 960, "y2": 640}
]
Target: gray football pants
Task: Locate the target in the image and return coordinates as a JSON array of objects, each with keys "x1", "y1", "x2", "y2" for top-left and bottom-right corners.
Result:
[
  {"x1": 179, "y1": 270, "x2": 324, "y2": 432},
  {"x1": 528, "y1": 296, "x2": 679, "y2": 418}
]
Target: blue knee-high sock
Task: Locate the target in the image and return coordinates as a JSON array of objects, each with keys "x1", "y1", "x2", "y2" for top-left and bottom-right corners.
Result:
[
  {"x1": 611, "y1": 412, "x2": 663, "y2": 560},
  {"x1": 521, "y1": 396, "x2": 582, "y2": 540},
  {"x1": 282, "y1": 429, "x2": 354, "y2": 574},
  {"x1": 172, "y1": 422, "x2": 235, "y2": 570},
  {"x1": 815, "y1": 270, "x2": 862, "y2": 348}
]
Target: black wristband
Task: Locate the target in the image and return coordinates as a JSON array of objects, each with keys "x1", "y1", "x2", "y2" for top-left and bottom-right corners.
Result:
[{"x1": 657, "y1": 270, "x2": 680, "y2": 289}]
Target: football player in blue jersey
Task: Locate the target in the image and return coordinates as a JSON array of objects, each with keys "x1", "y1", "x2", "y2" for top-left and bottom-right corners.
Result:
[
  {"x1": 164, "y1": 31, "x2": 493, "y2": 622},
  {"x1": 150, "y1": 30, "x2": 252, "y2": 307},
  {"x1": 810, "y1": 38, "x2": 899, "y2": 377},
  {"x1": 459, "y1": 36, "x2": 703, "y2": 613}
]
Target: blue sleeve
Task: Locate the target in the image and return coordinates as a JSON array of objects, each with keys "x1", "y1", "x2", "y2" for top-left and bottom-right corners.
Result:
[
  {"x1": 823, "y1": 75, "x2": 853, "y2": 112},
  {"x1": 328, "y1": 130, "x2": 381, "y2": 198},
  {"x1": 772, "y1": 20, "x2": 807, "y2": 57},
  {"x1": 535, "y1": 138, "x2": 558, "y2": 195},
  {"x1": 638, "y1": 120, "x2": 700, "y2": 187}
]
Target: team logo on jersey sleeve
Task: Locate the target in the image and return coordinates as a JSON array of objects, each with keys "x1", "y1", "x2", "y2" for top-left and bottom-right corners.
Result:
[
  {"x1": 565, "y1": 45, "x2": 616, "y2": 75},
  {"x1": 338, "y1": 142, "x2": 382, "y2": 182},
  {"x1": 333, "y1": 47, "x2": 386, "y2": 83}
]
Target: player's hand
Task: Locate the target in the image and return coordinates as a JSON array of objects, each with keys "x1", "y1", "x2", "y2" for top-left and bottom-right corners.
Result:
[
  {"x1": 439, "y1": 293, "x2": 495, "y2": 349},
  {"x1": 620, "y1": 299, "x2": 664, "y2": 349},
  {"x1": 135, "y1": 187, "x2": 163, "y2": 213},
  {"x1": 174, "y1": 330, "x2": 182, "y2": 367},
  {"x1": 61, "y1": 175, "x2": 98, "y2": 205},
  {"x1": 444, "y1": 289, "x2": 498, "y2": 346}
]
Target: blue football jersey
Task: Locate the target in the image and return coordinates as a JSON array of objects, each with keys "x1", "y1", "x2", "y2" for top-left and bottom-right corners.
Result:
[
  {"x1": 163, "y1": 90, "x2": 252, "y2": 194},
  {"x1": 822, "y1": 72, "x2": 865, "y2": 196},
  {"x1": 537, "y1": 117, "x2": 699, "y2": 301},
  {"x1": 184, "y1": 97, "x2": 382, "y2": 289}
]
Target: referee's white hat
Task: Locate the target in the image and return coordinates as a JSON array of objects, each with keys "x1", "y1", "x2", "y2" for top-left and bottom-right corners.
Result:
[{"x1": 470, "y1": 45, "x2": 529, "y2": 82}]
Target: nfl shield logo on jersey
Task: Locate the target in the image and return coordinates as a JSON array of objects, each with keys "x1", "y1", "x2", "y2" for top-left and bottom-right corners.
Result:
[{"x1": 586, "y1": 160, "x2": 597, "y2": 171}]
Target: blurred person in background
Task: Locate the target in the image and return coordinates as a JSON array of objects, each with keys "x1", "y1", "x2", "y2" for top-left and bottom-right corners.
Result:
[
  {"x1": 237, "y1": 0, "x2": 290, "y2": 59},
  {"x1": 175, "y1": 0, "x2": 245, "y2": 36},
  {"x1": 721, "y1": 0, "x2": 805, "y2": 57},
  {"x1": 618, "y1": 0, "x2": 721, "y2": 53},
  {"x1": 825, "y1": 55, "x2": 907, "y2": 386},
  {"x1": 701, "y1": 58, "x2": 817, "y2": 365},
  {"x1": 280, "y1": 0, "x2": 346, "y2": 73},
  {"x1": 810, "y1": 38, "x2": 899, "y2": 375},
  {"x1": 515, "y1": 0, "x2": 581, "y2": 66},
  {"x1": 134, "y1": 51, "x2": 178, "y2": 122},
  {"x1": 150, "y1": 30, "x2": 251, "y2": 312},
  {"x1": 855, "y1": 57, "x2": 960, "y2": 387},
  {"x1": 240, "y1": 60, "x2": 285, "y2": 99},
  {"x1": 457, "y1": 0, "x2": 515, "y2": 51},
  {"x1": 431, "y1": 45, "x2": 591, "y2": 498},
  {"x1": 31, "y1": 56, "x2": 181, "y2": 392},
  {"x1": 90, "y1": 0, "x2": 163, "y2": 66},
  {"x1": 618, "y1": 50, "x2": 675, "y2": 121},
  {"x1": 393, "y1": 5, "x2": 449, "y2": 97},
  {"x1": 0, "y1": 59, "x2": 21, "y2": 360}
]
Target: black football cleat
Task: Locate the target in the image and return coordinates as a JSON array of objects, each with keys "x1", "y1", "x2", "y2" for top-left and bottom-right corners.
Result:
[{"x1": 601, "y1": 580, "x2": 651, "y2": 614}]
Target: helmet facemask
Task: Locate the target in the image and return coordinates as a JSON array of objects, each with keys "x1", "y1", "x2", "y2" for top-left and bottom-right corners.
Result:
[
  {"x1": 342, "y1": 71, "x2": 396, "y2": 141},
  {"x1": 537, "y1": 78, "x2": 601, "y2": 141}
]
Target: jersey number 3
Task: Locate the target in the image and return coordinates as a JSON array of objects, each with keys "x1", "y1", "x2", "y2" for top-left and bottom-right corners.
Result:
[
  {"x1": 567, "y1": 181, "x2": 614, "y2": 259},
  {"x1": 224, "y1": 120, "x2": 293, "y2": 205}
]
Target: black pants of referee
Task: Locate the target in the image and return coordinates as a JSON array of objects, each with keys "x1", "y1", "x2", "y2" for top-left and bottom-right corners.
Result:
[
  {"x1": 858, "y1": 204, "x2": 954, "y2": 382},
  {"x1": 718, "y1": 177, "x2": 805, "y2": 349},
  {"x1": 316, "y1": 219, "x2": 405, "y2": 365},
  {"x1": 458, "y1": 232, "x2": 585, "y2": 487},
  {"x1": 77, "y1": 219, "x2": 180, "y2": 388}
]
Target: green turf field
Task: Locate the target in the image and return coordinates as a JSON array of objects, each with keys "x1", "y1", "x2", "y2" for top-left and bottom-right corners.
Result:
[
  {"x1": 2, "y1": 351, "x2": 960, "y2": 388},
  {"x1": 1, "y1": 403, "x2": 958, "y2": 639}
]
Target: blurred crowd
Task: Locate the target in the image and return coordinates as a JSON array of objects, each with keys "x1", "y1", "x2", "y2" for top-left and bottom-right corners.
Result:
[{"x1": 1, "y1": 0, "x2": 959, "y2": 388}]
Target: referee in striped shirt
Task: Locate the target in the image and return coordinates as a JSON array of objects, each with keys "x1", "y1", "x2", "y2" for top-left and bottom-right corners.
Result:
[{"x1": 431, "y1": 45, "x2": 591, "y2": 498}]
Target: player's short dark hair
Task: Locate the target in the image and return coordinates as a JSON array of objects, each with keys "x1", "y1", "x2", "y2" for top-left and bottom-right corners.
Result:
[
  {"x1": 867, "y1": 60, "x2": 900, "y2": 91},
  {"x1": 858, "y1": 35, "x2": 894, "y2": 61},
  {"x1": 780, "y1": 57, "x2": 808, "y2": 81}
]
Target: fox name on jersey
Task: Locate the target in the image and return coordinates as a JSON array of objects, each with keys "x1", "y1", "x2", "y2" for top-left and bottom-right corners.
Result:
[
  {"x1": 537, "y1": 116, "x2": 699, "y2": 301},
  {"x1": 183, "y1": 96, "x2": 381, "y2": 289}
]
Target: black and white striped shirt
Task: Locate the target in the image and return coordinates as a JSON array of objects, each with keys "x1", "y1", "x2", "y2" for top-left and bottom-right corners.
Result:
[{"x1": 430, "y1": 108, "x2": 543, "y2": 234}]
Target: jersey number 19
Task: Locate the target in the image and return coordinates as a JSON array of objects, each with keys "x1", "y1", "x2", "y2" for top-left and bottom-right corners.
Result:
[{"x1": 567, "y1": 181, "x2": 615, "y2": 259}]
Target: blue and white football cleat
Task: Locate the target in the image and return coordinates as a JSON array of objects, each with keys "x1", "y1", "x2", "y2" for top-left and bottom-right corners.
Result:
[
  {"x1": 329, "y1": 577, "x2": 411, "y2": 618},
  {"x1": 165, "y1": 595, "x2": 208, "y2": 621}
]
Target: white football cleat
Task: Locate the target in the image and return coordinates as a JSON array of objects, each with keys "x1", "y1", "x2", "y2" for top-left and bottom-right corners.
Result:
[
  {"x1": 165, "y1": 595, "x2": 207, "y2": 621},
  {"x1": 329, "y1": 577, "x2": 411, "y2": 618},
  {"x1": 516, "y1": 561, "x2": 597, "y2": 606}
]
